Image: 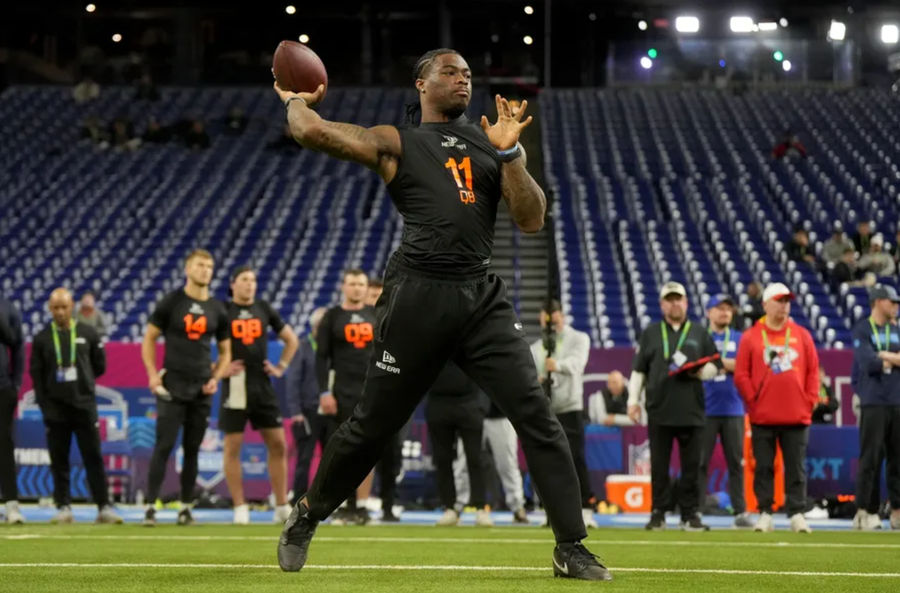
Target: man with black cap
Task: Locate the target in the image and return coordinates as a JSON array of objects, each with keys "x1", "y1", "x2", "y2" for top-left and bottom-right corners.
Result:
[
  {"x1": 699, "y1": 294, "x2": 752, "y2": 528},
  {"x1": 222, "y1": 266, "x2": 300, "y2": 525},
  {"x1": 627, "y1": 281, "x2": 720, "y2": 531},
  {"x1": 30, "y1": 288, "x2": 122, "y2": 524},
  {"x1": 734, "y1": 282, "x2": 819, "y2": 533},
  {"x1": 850, "y1": 284, "x2": 900, "y2": 531}
]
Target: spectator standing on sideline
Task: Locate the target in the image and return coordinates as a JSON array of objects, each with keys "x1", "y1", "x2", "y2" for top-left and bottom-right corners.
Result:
[
  {"x1": 698, "y1": 295, "x2": 752, "y2": 528},
  {"x1": 850, "y1": 285, "x2": 900, "y2": 530},
  {"x1": 627, "y1": 282, "x2": 720, "y2": 531},
  {"x1": 531, "y1": 299, "x2": 596, "y2": 528},
  {"x1": 734, "y1": 283, "x2": 819, "y2": 533},
  {"x1": 30, "y1": 289, "x2": 122, "y2": 524},
  {"x1": 285, "y1": 307, "x2": 331, "y2": 506}
]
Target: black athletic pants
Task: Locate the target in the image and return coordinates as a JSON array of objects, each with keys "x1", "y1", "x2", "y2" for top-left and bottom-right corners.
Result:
[
  {"x1": 429, "y1": 420, "x2": 486, "y2": 509},
  {"x1": 648, "y1": 422, "x2": 703, "y2": 519},
  {"x1": 751, "y1": 424, "x2": 809, "y2": 516},
  {"x1": 0, "y1": 388, "x2": 18, "y2": 502},
  {"x1": 291, "y1": 412, "x2": 336, "y2": 505},
  {"x1": 147, "y1": 372, "x2": 211, "y2": 503},
  {"x1": 556, "y1": 411, "x2": 594, "y2": 507},
  {"x1": 43, "y1": 410, "x2": 109, "y2": 508},
  {"x1": 305, "y1": 264, "x2": 587, "y2": 543},
  {"x1": 856, "y1": 406, "x2": 900, "y2": 513},
  {"x1": 376, "y1": 433, "x2": 402, "y2": 512},
  {"x1": 698, "y1": 415, "x2": 746, "y2": 514}
]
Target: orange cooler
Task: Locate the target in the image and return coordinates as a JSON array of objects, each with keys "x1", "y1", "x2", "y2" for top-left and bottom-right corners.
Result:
[{"x1": 605, "y1": 474, "x2": 652, "y2": 513}]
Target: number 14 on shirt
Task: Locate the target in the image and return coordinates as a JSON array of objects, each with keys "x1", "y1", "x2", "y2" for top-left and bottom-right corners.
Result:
[{"x1": 445, "y1": 157, "x2": 476, "y2": 205}]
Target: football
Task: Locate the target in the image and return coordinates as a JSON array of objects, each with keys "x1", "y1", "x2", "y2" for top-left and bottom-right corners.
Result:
[{"x1": 272, "y1": 40, "x2": 328, "y2": 96}]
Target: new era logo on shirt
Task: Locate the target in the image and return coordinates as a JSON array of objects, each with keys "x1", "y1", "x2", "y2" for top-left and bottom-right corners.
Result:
[
  {"x1": 189, "y1": 303, "x2": 205, "y2": 315},
  {"x1": 382, "y1": 351, "x2": 396, "y2": 364},
  {"x1": 376, "y1": 350, "x2": 400, "y2": 374}
]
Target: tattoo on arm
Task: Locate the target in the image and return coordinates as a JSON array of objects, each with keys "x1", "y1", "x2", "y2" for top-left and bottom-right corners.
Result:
[{"x1": 502, "y1": 160, "x2": 546, "y2": 233}]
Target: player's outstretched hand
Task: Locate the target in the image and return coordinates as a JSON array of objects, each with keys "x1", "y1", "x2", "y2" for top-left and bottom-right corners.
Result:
[
  {"x1": 480, "y1": 95, "x2": 533, "y2": 151},
  {"x1": 273, "y1": 81, "x2": 326, "y2": 109}
]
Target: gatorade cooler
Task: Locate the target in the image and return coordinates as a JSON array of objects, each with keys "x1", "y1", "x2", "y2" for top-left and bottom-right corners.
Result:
[{"x1": 605, "y1": 474, "x2": 652, "y2": 513}]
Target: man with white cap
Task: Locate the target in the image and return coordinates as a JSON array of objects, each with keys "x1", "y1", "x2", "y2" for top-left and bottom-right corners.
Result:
[
  {"x1": 627, "y1": 281, "x2": 720, "y2": 531},
  {"x1": 858, "y1": 234, "x2": 895, "y2": 278},
  {"x1": 850, "y1": 284, "x2": 900, "y2": 530},
  {"x1": 734, "y1": 282, "x2": 819, "y2": 533}
]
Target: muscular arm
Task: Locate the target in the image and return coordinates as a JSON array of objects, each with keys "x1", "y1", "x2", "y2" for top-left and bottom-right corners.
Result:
[
  {"x1": 501, "y1": 144, "x2": 546, "y2": 234},
  {"x1": 141, "y1": 324, "x2": 163, "y2": 381},
  {"x1": 212, "y1": 339, "x2": 232, "y2": 381},
  {"x1": 286, "y1": 100, "x2": 401, "y2": 182},
  {"x1": 276, "y1": 325, "x2": 300, "y2": 369}
]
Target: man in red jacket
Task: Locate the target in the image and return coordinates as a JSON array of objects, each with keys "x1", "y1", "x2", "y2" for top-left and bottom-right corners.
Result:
[{"x1": 734, "y1": 283, "x2": 819, "y2": 533}]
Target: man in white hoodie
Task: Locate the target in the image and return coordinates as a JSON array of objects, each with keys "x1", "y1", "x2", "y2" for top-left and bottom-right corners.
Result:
[{"x1": 531, "y1": 299, "x2": 594, "y2": 527}]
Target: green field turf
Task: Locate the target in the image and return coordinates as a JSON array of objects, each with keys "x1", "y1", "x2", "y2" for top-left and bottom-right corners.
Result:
[{"x1": 1, "y1": 524, "x2": 898, "y2": 592}]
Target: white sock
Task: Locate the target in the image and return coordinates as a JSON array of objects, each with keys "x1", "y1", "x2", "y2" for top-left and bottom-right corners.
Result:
[{"x1": 234, "y1": 503, "x2": 248, "y2": 511}]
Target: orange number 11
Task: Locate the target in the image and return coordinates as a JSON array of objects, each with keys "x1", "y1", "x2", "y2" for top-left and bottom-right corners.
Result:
[{"x1": 445, "y1": 157, "x2": 476, "y2": 204}]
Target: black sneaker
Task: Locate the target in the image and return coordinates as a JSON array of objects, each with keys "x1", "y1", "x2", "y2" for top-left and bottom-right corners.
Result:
[
  {"x1": 176, "y1": 508, "x2": 194, "y2": 526},
  {"x1": 278, "y1": 501, "x2": 319, "y2": 572},
  {"x1": 142, "y1": 508, "x2": 156, "y2": 527},
  {"x1": 680, "y1": 513, "x2": 710, "y2": 532},
  {"x1": 645, "y1": 511, "x2": 666, "y2": 530},
  {"x1": 552, "y1": 542, "x2": 613, "y2": 581},
  {"x1": 381, "y1": 510, "x2": 400, "y2": 523},
  {"x1": 353, "y1": 507, "x2": 371, "y2": 526}
]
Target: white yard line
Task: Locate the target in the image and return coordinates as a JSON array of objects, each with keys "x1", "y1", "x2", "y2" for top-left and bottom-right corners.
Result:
[{"x1": 0, "y1": 562, "x2": 898, "y2": 578}]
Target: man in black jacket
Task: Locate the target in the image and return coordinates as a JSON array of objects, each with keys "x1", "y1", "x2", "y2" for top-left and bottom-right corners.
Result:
[
  {"x1": 30, "y1": 288, "x2": 122, "y2": 524},
  {"x1": 0, "y1": 295, "x2": 25, "y2": 523}
]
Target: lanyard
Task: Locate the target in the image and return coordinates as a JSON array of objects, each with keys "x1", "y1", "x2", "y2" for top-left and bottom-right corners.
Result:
[
  {"x1": 761, "y1": 326, "x2": 791, "y2": 361},
  {"x1": 709, "y1": 327, "x2": 731, "y2": 357},
  {"x1": 869, "y1": 317, "x2": 891, "y2": 352},
  {"x1": 51, "y1": 323, "x2": 77, "y2": 368},
  {"x1": 308, "y1": 334, "x2": 317, "y2": 352},
  {"x1": 661, "y1": 321, "x2": 691, "y2": 360}
]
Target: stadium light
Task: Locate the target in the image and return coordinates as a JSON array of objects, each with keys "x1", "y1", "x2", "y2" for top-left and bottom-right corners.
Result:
[
  {"x1": 85, "y1": 3, "x2": 96, "y2": 12},
  {"x1": 647, "y1": 48, "x2": 658, "y2": 59},
  {"x1": 111, "y1": 33, "x2": 122, "y2": 43},
  {"x1": 285, "y1": 5, "x2": 296, "y2": 15},
  {"x1": 638, "y1": 20, "x2": 648, "y2": 31},
  {"x1": 828, "y1": 20, "x2": 846, "y2": 41},
  {"x1": 524, "y1": 5, "x2": 534, "y2": 15},
  {"x1": 675, "y1": 16, "x2": 700, "y2": 33},
  {"x1": 758, "y1": 22, "x2": 778, "y2": 32},
  {"x1": 782, "y1": 60, "x2": 792, "y2": 72},
  {"x1": 640, "y1": 57, "x2": 653, "y2": 70},
  {"x1": 773, "y1": 50, "x2": 784, "y2": 62},
  {"x1": 523, "y1": 35, "x2": 534, "y2": 45},
  {"x1": 882, "y1": 25, "x2": 899, "y2": 45},
  {"x1": 298, "y1": 34, "x2": 310, "y2": 43},
  {"x1": 730, "y1": 17, "x2": 755, "y2": 33},
  {"x1": 779, "y1": 18, "x2": 789, "y2": 28}
]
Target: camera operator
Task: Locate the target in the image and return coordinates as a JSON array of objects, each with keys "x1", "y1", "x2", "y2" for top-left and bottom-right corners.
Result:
[{"x1": 530, "y1": 299, "x2": 594, "y2": 526}]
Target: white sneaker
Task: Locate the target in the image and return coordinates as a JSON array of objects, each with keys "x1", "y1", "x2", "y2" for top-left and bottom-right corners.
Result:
[
  {"x1": 790, "y1": 513, "x2": 812, "y2": 533},
  {"x1": 754, "y1": 512, "x2": 774, "y2": 532},
  {"x1": 864, "y1": 512, "x2": 883, "y2": 531},
  {"x1": 475, "y1": 508, "x2": 494, "y2": 527},
  {"x1": 96, "y1": 505, "x2": 123, "y2": 524},
  {"x1": 6, "y1": 501, "x2": 25, "y2": 524},
  {"x1": 273, "y1": 504, "x2": 292, "y2": 524},
  {"x1": 51, "y1": 506, "x2": 74, "y2": 524},
  {"x1": 233, "y1": 504, "x2": 250, "y2": 525},
  {"x1": 582, "y1": 507, "x2": 598, "y2": 529},
  {"x1": 436, "y1": 508, "x2": 460, "y2": 526},
  {"x1": 852, "y1": 509, "x2": 867, "y2": 530}
]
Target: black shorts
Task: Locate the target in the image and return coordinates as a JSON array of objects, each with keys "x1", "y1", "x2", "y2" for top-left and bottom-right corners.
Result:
[{"x1": 219, "y1": 380, "x2": 284, "y2": 434}]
